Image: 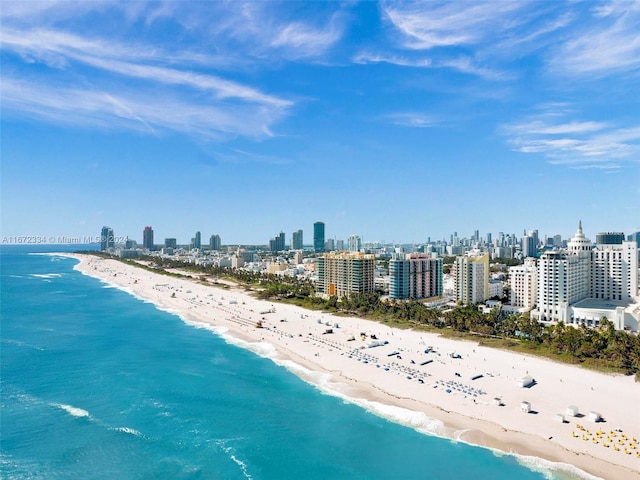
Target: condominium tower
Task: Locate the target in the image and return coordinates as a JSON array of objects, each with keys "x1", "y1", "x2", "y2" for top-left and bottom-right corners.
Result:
[
  {"x1": 100, "y1": 226, "x2": 114, "y2": 251},
  {"x1": 316, "y1": 251, "x2": 375, "y2": 298},
  {"x1": 292, "y1": 229, "x2": 303, "y2": 250},
  {"x1": 347, "y1": 234, "x2": 361, "y2": 253},
  {"x1": 314, "y1": 222, "x2": 325, "y2": 253},
  {"x1": 452, "y1": 251, "x2": 489, "y2": 304},
  {"x1": 142, "y1": 226, "x2": 154, "y2": 251},
  {"x1": 389, "y1": 253, "x2": 443, "y2": 300},
  {"x1": 508, "y1": 257, "x2": 537, "y2": 309}
]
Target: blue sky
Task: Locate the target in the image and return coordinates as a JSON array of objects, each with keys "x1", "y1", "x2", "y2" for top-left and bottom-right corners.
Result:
[{"x1": 2, "y1": 1, "x2": 639, "y2": 245}]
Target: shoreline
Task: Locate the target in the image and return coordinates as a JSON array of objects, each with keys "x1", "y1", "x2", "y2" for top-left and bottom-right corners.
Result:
[{"x1": 62, "y1": 253, "x2": 640, "y2": 480}]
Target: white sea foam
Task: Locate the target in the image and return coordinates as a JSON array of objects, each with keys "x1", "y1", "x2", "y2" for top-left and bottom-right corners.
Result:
[
  {"x1": 56, "y1": 404, "x2": 90, "y2": 418},
  {"x1": 216, "y1": 440, "x2": 253, "y2": 480},
  {"x1": 30, "y1": 273, "x2": 62, "y2": 279},
  {"x1": 110, "y1": 427, "x2": 143, "y2": 438},
  {"x1": 514, "y1": 454, "x2": 603, "y2": 480},
  {"x1": 2, "y1": 338, "x2": 44, "y2": 351}
]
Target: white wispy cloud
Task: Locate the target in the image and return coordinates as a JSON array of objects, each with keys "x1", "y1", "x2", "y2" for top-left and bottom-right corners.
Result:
[
  {"x1": 382, "y1": 1, "x2": 527, "y2": 50},
  {"x1": 437, "y1": 56, "x2": 509, "y2": 80},
  {"x1": 0, "y1": 74, "x2": 287, "y2": 140},
  {"x1": 0, "y1": 24, "x2": 292, "y2": 139},
  {"x1": 385, "y1": 113, "x2": 439, "y2": 128},
  {"x1": 268, "y1": 15, "x2": 345, "y2": 60},
  {"x1": 551, "y1": 0, "x2": 640, "y2": 75},
  {"x1": 501, "y1": 110, "x2": 640, "y2": 169},
  {"x1": 353, "y1": 52, "x2": 432, "y2": 67},
  {"x1": 186, "y1": 2, "x2": 346, "y2": 61}
]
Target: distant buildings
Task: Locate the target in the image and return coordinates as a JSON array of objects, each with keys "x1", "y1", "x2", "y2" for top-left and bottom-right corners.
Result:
[
  {"x1": 314, "y1": 222, "x2": 325, "y2": 253},
  {"x1": 269, "y1": 232, "x2": 286, "y2": 252},
  {"x1": 100, "y1": 226, "x2": 114, "y2": 251},
  {"x1": 165, "y1": 238, "x2": 177, "y2": 249},
  {"x1": 324, "y1": 238, "x2": 334, "y2": 252},
  {"x1": 389, "y1": 253, "x2": 442, "y2": 300},
  {"x1": 316, "y1": 251, "x2": 375, "y2": 298},
  {"x1": 453, "y1": 251, "x2": 489, "y2": 304},
  {"x1": 292, "y1": 229, "x2": 303, "y2": 250},
  {"x1": 348, "y1": 234, "x2": 361, "y2": 252},
  {"x1": 142, "y1": 226, "x2": 154, "y2": 250},
  {"x1": 191, "y1": 231, "x2": 201, "y2": 250},
  {"x1": 521, "y1": 234, "x2": 537, "y2": 258},
  {"x1": 596, "y1": 232, "x2": 624, "y2": 245},
  {"x1": 209, "y1": 234, "x2": 221, "y2": 251}
]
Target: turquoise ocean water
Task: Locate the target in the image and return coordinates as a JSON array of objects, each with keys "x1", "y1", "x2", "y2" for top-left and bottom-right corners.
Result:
[{"x1": 1, "y1": 246, "x2": 588, "y2": 479}]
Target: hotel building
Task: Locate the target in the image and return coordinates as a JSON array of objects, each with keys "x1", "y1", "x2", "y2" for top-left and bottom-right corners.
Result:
[
  {"x1": 389, "y1": 253, "x2": 443, "y2": 300},
  {"x1": 508, "y1": 257, "x2": 537, "y2": 309},
  {"x1": 535, "y1": 223, "x2": 592, "y2": 323},
  {"x1": 532, "y1": 222, "x2": 639, "y2": 330},
  {"x1": 453, "y1": 251, "x2": 489, "y2": 304},
  {"x1": 316, "y1": 251, "x2": 375, "y2": 298}
]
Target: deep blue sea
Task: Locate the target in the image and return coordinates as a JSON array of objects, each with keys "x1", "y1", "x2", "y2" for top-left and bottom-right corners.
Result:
[{"x1": 1, "y1": 246, "x2": 585, "y2": 479}]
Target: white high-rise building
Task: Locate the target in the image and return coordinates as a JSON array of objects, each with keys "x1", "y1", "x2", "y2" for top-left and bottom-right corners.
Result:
[
  {"x1": 509, "y1": 257, "x2": 537, "y2": 309},
  {"x1": 453, "y1": 251, "x2": 489, "y2": 304},
  {"x1": 347, "y1": 234, "x2": 361, "y2": 252},
  {"x1": 535, "y1": 222, "x2": 592, "y2": 323},
  {"x1": 592, "y1": 241, "x2": 638, "y2": 302}
]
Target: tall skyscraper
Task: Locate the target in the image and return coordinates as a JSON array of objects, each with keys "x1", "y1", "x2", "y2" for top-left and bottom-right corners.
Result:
[
  {"x1": 316, "y1": 252, "x2": 375, "y2": 298},
  {"x1": 165, "y1": 238, "x2": 177, "y2": 249},
  {"x1": 389, "y1": 253, "x2": 442, "y2": 300},
  {"x1": 521, "y1": 235, "x2": 537, "y2": 258},
  {"x1": 348, "y1": 234, "x2": 361, "y2": 252},
  {"x1": 142, "y1": 226, "x2": 154, "y2": 251},
  {"x1": 314, "y1": 222, "x2": 325, "y2": 253},
  {"x1": 592, "y1": 241, "x2": 637, "y2": 302},
  {"x1": 453, "y1": 251, "x2": 489, "y2": 304},
  {"x1": 535, "y1": 222, "x2": 592, "y2": 323},
  {"x1": 194, "y1": 231, "x2": 201, "y2": 249},
  {"x1": 209, "y1": 234, "x2": 221, "y2": 251},
  {"x1": 100, "y1": 226, "x2": 114, "y2": 251},
  {"x1": 269, "y1": 232, "x2": 286, "y2": 252},
  {"x1": 292, "y1": 229, "x2": 303, "y2": 250}
]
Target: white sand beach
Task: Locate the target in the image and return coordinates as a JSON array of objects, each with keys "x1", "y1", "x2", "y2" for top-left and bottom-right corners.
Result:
[{"x1": 68, "y1": 254, "x2": 640, "y2": 480}]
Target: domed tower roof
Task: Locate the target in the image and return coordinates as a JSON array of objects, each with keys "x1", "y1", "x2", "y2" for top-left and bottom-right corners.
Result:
[{"x1": 568, "y1": 220, "x2": 592, "y2": 253}]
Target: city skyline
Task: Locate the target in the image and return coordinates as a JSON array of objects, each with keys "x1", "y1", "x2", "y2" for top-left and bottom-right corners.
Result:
[
  {"x1": 96, "y1": 221, "x2": 637, "y2": 250},
  {"x1": 2, "y1": 2, "x2": 639, "y2": 243}
]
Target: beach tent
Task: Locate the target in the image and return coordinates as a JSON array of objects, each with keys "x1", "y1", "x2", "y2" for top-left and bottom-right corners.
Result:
[
  {"x1": 554, "y1": 414, "x2": 565, "y2": 423},
  {"x1": 520, "y1": 401, "x2": 531, "y2": 413},
  {"x1": 516, "y1": 375, "x2": 535, "y2": 388},
  {"x1": 588, "y1": 411, "x2": 602, "y2": 423},
  {"x1": 566, "y1": 405, "x2": 579, "y2": 417}
]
